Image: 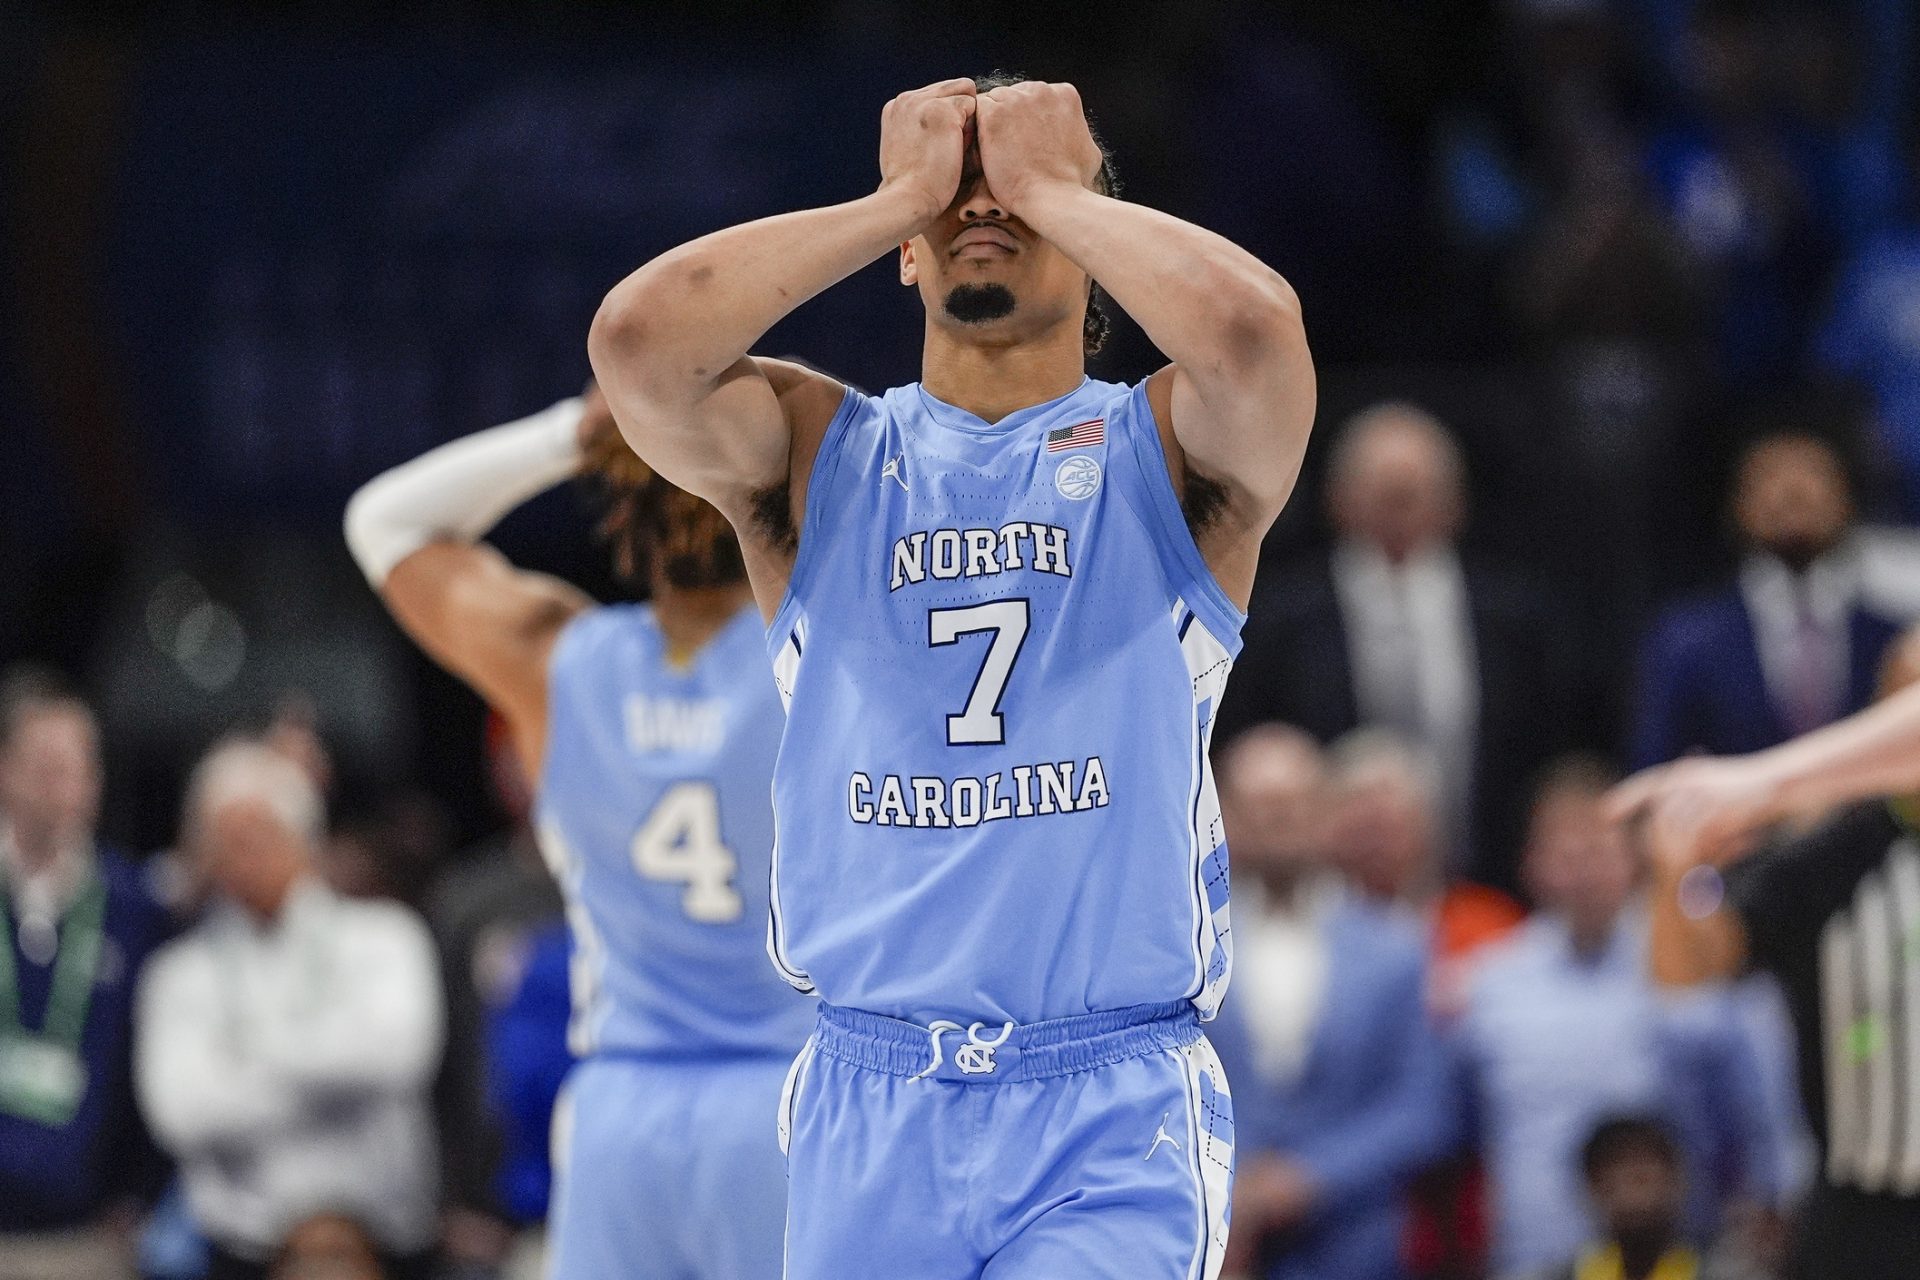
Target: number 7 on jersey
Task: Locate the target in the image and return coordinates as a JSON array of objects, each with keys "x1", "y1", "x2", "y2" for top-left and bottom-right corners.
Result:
[{"x1": 928, "y1": 599, "x2": 1030, "y2": 746}]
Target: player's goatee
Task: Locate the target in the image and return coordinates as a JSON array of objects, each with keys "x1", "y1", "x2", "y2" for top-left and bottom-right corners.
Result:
[{"x1": 944, "y1": 282, "x2": 1016, "y2": 324}]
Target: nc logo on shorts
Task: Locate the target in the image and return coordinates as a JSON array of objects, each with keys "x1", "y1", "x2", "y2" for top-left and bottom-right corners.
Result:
[
  {"x1": 912, "y1": 1019, "x2": 1017, "y2": 1081},
  {"x1": 954, "y1": 1042, "x2": 998, "y2": 1075},
  {"x1": 954, "y1": 1021, "x2": 1014, "y2": 1075},
  {"x1": 1054, "y1": 454, "x2": 1102, "y2": 501}
]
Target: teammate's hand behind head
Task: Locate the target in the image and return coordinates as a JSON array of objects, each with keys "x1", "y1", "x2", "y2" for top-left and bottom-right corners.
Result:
[
  {"x1": 878, "y1": 79, "x2": 979, "y2": 231},
  {"x1": 974, "y1": 81, "x2": 1104, "y2": 216}
]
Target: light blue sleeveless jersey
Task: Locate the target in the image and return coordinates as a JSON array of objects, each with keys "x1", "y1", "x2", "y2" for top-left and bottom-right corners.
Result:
[
  {"x1": 537, "y1": 602, "x2": 815, "y2": 1059},
  {"x1": 766, "y1": 377, "x2": 1244, "y2": 1027}
]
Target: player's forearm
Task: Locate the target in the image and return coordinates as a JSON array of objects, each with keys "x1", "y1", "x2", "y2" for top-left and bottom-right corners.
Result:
[
  {"x1": 1016, "y1": 183, "x2": 1305, "y2": 390},
  {"x1": 343, "y1": 399, "x2": 583, "y2": 587},
  {"x1": 1756, "y1": 682, "x2": 1920, "y2": 817},
  {"x1": 590, "y1": 185, "x2": 931, "y2": 414},
  {"x1": 1647, "y1": 860, "x2": 1747, "y2": 987}
]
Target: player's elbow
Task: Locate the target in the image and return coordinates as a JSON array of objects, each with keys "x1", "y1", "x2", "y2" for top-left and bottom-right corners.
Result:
[
  {"x1": 588, "y1": 293, "x2": 675, "y2": 447},
  {"x1": 589, "y1": 280, "x2": 660, "y2": 392},
  {"x1": 1209, "y1": 271, "x2": 1306, "y2": 384},
  {"x1": 591, "y1": 251, "x2": 723, "y2": 381}
]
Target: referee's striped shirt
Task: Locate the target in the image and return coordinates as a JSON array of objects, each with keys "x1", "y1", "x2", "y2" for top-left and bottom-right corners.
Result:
[{"x1": 1726, "y1": 802, "x2": 1920, "y2": 1274}]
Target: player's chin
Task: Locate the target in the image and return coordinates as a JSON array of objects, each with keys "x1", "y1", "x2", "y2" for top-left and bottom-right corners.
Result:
[
  {"x1": 942, "y1": 280, "x2": 1020, "y2": 327},
  {"x1": 945, "y1": 260, "x2": 1018, "y2": 287}
]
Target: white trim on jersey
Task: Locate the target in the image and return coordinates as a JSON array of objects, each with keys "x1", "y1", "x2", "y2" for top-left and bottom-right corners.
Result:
[
  {"x1": 777, "y1": 1035, "x2": 819, "y2": 1158},
  {"x1": 1176, "y1": 600, "x2": 1236, "y2": 1019},
  {"x1": 765, "y1": 794, "x2": 815, "y2": 995},
  {"x1": 772, "y1": 620, "x2": 805, "y2": 712},
  {"x1": 545, "y1": 1075, "x2": 579, "y2": 1280},
  {"x1": 766, "y1": 621, "x2": 815, "y2": 993},
  {"x1": 538, "y1": 819, "x2": 610, "y2": 1057},
  {"x1": 1178, "y1": 622, "x2": 1206, "y2": 1007}
]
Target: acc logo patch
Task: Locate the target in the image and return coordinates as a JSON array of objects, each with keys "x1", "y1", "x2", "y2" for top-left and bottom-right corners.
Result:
[{"x1": 1054, "y1": 454, "x2": 1102, "y2": 501}]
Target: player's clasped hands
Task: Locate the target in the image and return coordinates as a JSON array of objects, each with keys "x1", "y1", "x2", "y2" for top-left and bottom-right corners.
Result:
[
  {"x1": 876, "y1": 77, "x2": 1104, "y2": 230},
  {"x1": 973, "y1": 80, "x2": 1105, "y2": 212},
  {"x1": 877, "y1": 78, "x2": 979, "y2": 225}
]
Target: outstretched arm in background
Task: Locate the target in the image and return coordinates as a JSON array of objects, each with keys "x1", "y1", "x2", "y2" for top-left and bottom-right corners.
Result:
[
  {"x1": 343, "y1": 395, "x2": 601, "y2": 775},
  {"x1": 1609, "y1": 679, "x2": 1920, "y2": 986},
  {"x1": 1611, "y1": 680, "x2": 1920, "y2": 860},
  {"x1": 973, "y1": 81, "x2": 1315, "y2": 605}
]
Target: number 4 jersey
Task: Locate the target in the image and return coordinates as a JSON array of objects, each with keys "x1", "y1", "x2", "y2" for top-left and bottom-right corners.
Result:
[
  {"x1": 537, "y1": 603, "x2": 816, "y2": 1058},
  {"x1": 766, "y1": 376, "x2": 1244, "y2": 1028}
]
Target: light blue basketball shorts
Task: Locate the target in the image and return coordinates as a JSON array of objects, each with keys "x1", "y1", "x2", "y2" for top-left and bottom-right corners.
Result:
[
  {"x1": 778, "y1": 1001, "x2": 1235, "y2": 1279},
  {"x1": 548, "y1": 1053, "x2": 791, "y2": 1280}
]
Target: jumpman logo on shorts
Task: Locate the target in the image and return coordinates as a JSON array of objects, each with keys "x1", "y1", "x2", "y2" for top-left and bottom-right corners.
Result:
[{"x1": 1144, "y1": 1113, "x2": 1183, "y2": 1161}]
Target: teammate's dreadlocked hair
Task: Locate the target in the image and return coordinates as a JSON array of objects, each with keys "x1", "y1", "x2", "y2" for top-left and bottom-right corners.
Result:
[
  {"x1": 581, "y1": 414, "x2": 746, "y2": 591},
  {"x1": 971, "y1": 71, "x2": 1120, "y2": 358}
]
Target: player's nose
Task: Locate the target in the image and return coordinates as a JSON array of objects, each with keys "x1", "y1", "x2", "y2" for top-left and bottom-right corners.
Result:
[{"x1": 957, "y1": 174, "x2": 1008, "y2": 222}]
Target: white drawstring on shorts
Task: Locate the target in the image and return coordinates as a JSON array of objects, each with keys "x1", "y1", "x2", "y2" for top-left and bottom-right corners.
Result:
[{"x1": 908, "y1": 1019, "x2": 1015, "y2": 1081}]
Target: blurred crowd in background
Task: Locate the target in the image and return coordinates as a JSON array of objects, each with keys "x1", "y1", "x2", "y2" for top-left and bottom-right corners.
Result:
[{"x1": 6, "y1": 0, "x2": 1920, "y2": 1278}]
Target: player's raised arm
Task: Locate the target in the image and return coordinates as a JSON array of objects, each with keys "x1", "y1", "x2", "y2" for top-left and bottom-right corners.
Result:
[
  {"x1": 587, "y1": 79, "x2": 979, "y2": 512},
  {"x1": 344, "y1": 395, "x2": 602, "y2": 772},
  {"x1": 973, "y1": 81, "x2": 1314, "y2": 601}
]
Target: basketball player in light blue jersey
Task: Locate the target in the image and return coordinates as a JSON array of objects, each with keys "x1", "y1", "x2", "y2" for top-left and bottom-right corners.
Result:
[
  {"x1": 589, "y1": 74, "x2": 1316, "y2": 1277},
  {"x1": 344, "y1": 388, "x2": 812, "y2": 1279}
]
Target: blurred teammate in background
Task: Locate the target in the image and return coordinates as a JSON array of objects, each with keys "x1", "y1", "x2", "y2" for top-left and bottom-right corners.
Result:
[
  {"x1": 591, "y1": 73, "x2": 1313, "y2": 1277},
  {"x1": 1616, "y1": 622, "x2": 1920, "y2": 1277},
  {"x1": 344, "y1": 387, "x2": 810, "y2": 1279}
]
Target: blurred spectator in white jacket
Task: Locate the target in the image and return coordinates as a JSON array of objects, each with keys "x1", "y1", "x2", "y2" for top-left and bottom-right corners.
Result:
[{"x1": 135, "y1": 740, "x2": 442, "y2": 1280}]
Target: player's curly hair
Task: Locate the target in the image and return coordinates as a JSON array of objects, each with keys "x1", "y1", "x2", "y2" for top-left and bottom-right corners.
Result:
[
  {"x1": 971, "y1": 71, "x2": 1120, "y2": 358},
  {"x1": 581, "y1": 413, "x2": 746, "y2": 591}
]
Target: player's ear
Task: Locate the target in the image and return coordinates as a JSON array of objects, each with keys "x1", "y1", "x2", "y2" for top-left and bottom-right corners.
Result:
[{"x1": 899, "y1": 241, "x2": 918, "y2": 286}]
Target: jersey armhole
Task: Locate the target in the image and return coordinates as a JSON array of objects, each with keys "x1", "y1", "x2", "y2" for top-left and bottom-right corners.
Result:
[
  {"x1": 536, "y1": 606, "x2": 609, "y2": 800},
  {"x1": 767, "y1": 385, "x2": 864, "y2": 649},
  {"x1": 1114, "y1": 380, "x2": 1247, "y2": 652}
]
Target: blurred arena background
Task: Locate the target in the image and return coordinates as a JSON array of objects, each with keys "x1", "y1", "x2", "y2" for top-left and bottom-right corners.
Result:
[{"x1": 2, "y1": 1, "x2": 1918, "y2": 1278}]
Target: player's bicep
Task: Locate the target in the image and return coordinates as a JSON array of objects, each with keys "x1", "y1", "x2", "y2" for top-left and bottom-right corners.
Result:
[
  {"x1": 753, "y1": 356, "x2": 850, "y2": 509},
  {"x1": 381, "y1": 541, "x2": 590, "y2": 732},
  {"x1": 593, "y1": 352, "x2": 788, "y2": 506},
  {"x1": 1159, "y1": 331, "x2": 1315, "y2": 522}
]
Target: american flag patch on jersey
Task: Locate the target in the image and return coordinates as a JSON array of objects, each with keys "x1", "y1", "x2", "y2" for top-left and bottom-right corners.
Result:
[{"x1": 1046, "y1": 418, "x2": 1106, "y2": 452}]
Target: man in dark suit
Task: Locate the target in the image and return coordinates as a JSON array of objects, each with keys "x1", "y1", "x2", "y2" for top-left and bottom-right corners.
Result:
[
  {"x1": 1630, "y1": 431, "x2": 1901, "y2": 770},
  {"x1": 1217, "y1": 402, "x2": 1573, "y2": 893},
  {"x1": 1212, "y1": 725, "x2": 1450, "y2": 1280},
  {"x1": 0, "y1": 667, "x2": 170, "y2": 1280}
]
